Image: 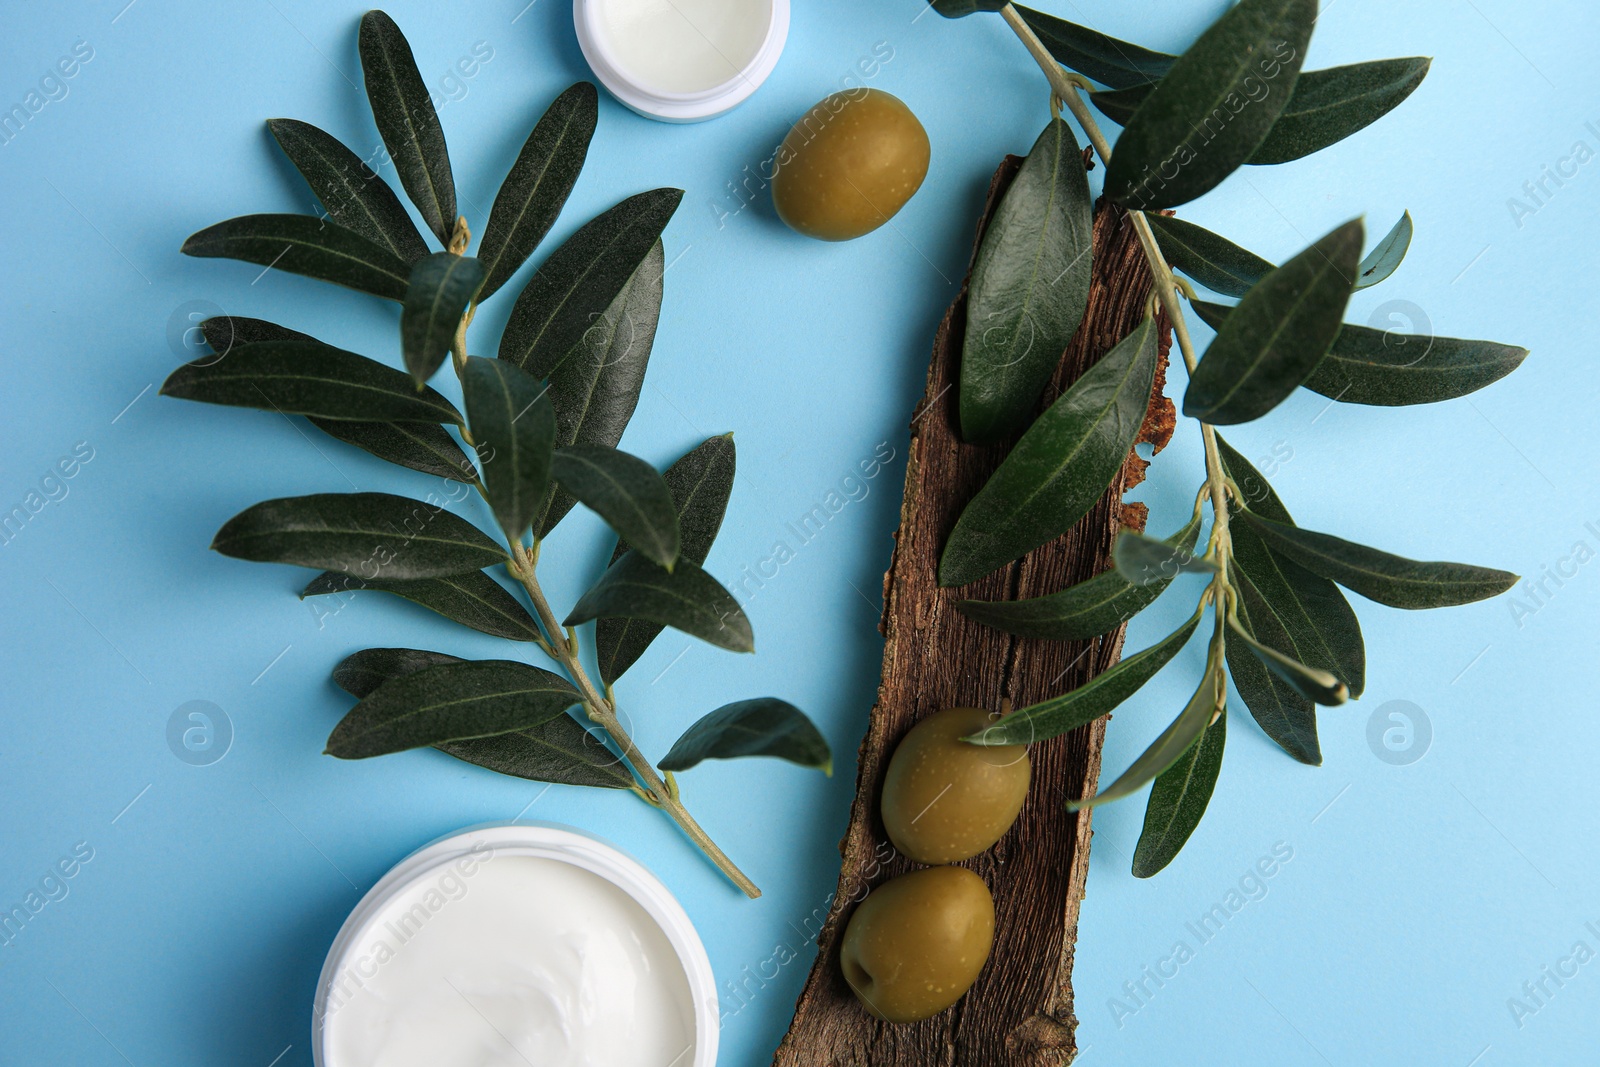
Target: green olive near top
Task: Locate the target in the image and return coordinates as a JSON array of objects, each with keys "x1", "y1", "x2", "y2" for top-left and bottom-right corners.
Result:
[
  {"x1": 880, "y1": 706, "x2": 1031, "y2": 864},
  {"x1": 839, "y1": 865, "x2": 996, "y2": 1023},
  {"x1": 771, "y1": 88, "x2": 930, "y2": 242}
]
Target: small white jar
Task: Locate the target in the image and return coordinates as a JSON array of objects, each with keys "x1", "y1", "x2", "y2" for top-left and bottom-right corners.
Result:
[
  {"x1": 313, "y1": 822, "x2": 718, "y2": 1067},
  {"x1": 574, "y1": 0, "x2": 789, "y2": 122}
]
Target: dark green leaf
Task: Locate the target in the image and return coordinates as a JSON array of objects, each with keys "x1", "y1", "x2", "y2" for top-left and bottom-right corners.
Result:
[
  {"x1": 961, "y1": 118, "x2": 1094, "y2": 444},
  {"x1": 658, "y1": 698, "x2": 831, "y2": 774},
  {"x1": 1185, "y1": 219, "x2": 1363, "y2": 425},
  {"x1": 477, "y1": 82, "x2": 598, "y2": 301},
  {"x1": 462, "y1": 356, "x2": 556, "y2": 540},
  {"x1": 200, "y1": 315, "x2": 311, "y2": 354},
  {"x1": 530, "y1": 241, "x2": 665, "y2": 535},
  {"x1": 1214, "y1": 434, "x2": 1365, "y2": 699},
  {"x1": 1070, "y1": 622, "x2": 1227, "y2": 810},
  {"x1": 1088, "y1": 84, "x2": 1149, "y2": 128},
  {"x1": 1249, "y1": 58, "x2": 1431, "y2": 165},
  {"x1": 550, "y1": 446, "x2": 680, "y2": 568},
  {"x1": 181, "y1": 214, "x2": 412, "y2": 301},
  {"x1": 941, "y1": 318, "x2": 1158, "y2": 587},
  {"x1": 402, "y1": 253, "x2": 485, "y2": 384},
  {"x1": 307, "y1": 418, "x2": 477, "y2": 482},
  {"x1": 598, "y1": 434, "x2": 736, "y2": 685},
  {"x1": 499, "y1": 189, "x2": 681, "y2": 376},
  {"x1": 333, "y1": 646, "x2": 462, "y2": 699},
  {"x1": 212, "y1": 492, "x2": 506, "y2": 578},
  {"x1": 1226, "y1": 611, "x2": 1346, "y2": 704},
  {"x1": 566, "y1": 551, "x2": 752, "y2": 653},
  {"x1": 161, "y1": 340, "x2": 463, "y2": 425},
  {"x1": 333, "y1": 646, "x2": 629, "y2": 788},
  {"x1": 929, "y1": 0, "x2": 1007, "y2": 16},
  {"x1": 1144, "y1": 213, "x2": 1274, "y2": 299},
  {"x1": 1104, "y1": 0, "x2": 1315, "y2": 210},
  {"x1": 1114, "y1": 527, "x2": 1217, "y2": 586},
  {"x1": 437, "y1": 719, "x2": 632, "y2": 789},
  {"x1": 1227, "y1": 562, "x2": 1321, "y2": 764},
  {"x1": 358, "y1": 10, "x2": 456, "y2": 245},
  {"x1": 1355, "y1": 211, "x2": 1412, "y2": 290},
  {"x1": 956, "y1": 510, "x2": 1201, "y2": 641},
  {"x1": 1193, "y1": 301, "x2": 1529, "y2": 407},
  {"x1": 967, "y1": 612, "x2": 1201, "y2": 746},
  {"x1": 327, "y1": 659, "x2": 579, "y2": 759},
  {"x1": 302, "y1": 570, "x2": 543, "y2": 643},
  {"x1": 266, "y1": 117, "x2": 429, "y2": 262},
  {"x1": 1132, "y1": 702, "x2": 1224, "y2": 877},
  {"x1": 1240, "y1": 510, "x2": 1520, "y2": 609},
  {"x1": 1014, "y1": 5, "x2": 1175, "y2": 89}
]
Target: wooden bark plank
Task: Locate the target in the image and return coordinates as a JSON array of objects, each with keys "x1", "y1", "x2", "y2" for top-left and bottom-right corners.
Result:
[{"x1": 773, "y1": 154, "x2": 1174, "y2": 1067}]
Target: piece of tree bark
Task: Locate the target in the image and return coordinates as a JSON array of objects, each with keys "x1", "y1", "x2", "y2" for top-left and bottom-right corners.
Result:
[{"x1": 773, "y1": 155, "x2": 1174, "y2": 1067}]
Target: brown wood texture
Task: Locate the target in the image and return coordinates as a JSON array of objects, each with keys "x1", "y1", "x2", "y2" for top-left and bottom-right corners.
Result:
[{"x1": 772, "y1": 156, "x2": 1174, "y2": 1067}]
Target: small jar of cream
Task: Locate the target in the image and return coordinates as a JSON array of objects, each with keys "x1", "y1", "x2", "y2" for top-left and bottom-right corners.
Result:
[
  {"x1": 573, "y1": 0, "x2": 789, "y2": 122},
  {"x1": 313, "y1": 822, "x2": 718, "y2": 1067}
]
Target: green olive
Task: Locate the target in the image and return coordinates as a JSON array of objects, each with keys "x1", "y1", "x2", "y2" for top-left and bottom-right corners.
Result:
[
  {"x1": 839, "y1": 865, "x2": 995, "y2": 1023},
  {"x1": 880, "y1": 706, "x2": 1030, "y2": 865},
  {"x1": 771, "y1": 88, "x2": 930, "y2": 242}
]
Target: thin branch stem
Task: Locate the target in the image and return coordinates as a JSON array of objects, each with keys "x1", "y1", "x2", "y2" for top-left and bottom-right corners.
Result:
[{"x1": 1000, "y1": 3, "x2": 1234, "y2": 576}]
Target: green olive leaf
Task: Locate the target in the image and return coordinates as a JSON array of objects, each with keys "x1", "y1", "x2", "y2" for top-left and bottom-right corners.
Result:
[
  {"x1": 358, "y1": 10, "x2": 456, "y2": 245},
  {"x1": 266, "y1": 118, "x2": 429, "y2": 263},
  {"x1": 956, "y1": 510, "x2": 1201, "y2": 641},
  {"x1": 1184, "y1": 218, "x2": 1364, "y2": 425},
  {"x1": 1237, "y1": 510, "x2": 1519, "y2": 609},
  {"x1": 1113, "y1": 527, "x2": 1217, "y2": 586},
  {"x1": 1192, "y1": 300, "x2": 1529, "y2": 407},
  {"x1": 1144, "y1": 213, "x2": 1274, "y2": 299},
  {"x1": 1070, "y1": 620, "x2": 1227, "y2": 811},
  {"x1": 332, "y1": 646, "x2": 463, "y2": 699},
  {"x1": 658, "y1": 698, "x2": 831, "y2": 775},
  {"x1": 477, "y1": 82, "x2": 598, "y2": 301},
  {"x1": 598, "y1": 434, "x2": 736, "y2": 685},
  {"x1": 530, "y1": 241, "x2": 664, "y2": 536},
  {"x1": 967, "y1": 611, "x2": 1202, "y2": 747},
  {"x1": 550, "y1": 445, "x2": 680, "y2": 569},
  {"x1": 302, "y1": 570, "x2": 544, "y2": 643},
  {"x1": 181, "y1": 214, "x2": 412, "y2": 302},
  {"x1": 307, "y1": 418, "x2": 477, "y2": 482},
  {"x1": 1013, "y1": 4, "x2": 1175, "y2": 89},
  {"x1": 1226, "y1": 611, "x2": 1347, "y2": 705},
  {"x1": 1104, "y1": 0, "x2": 1315, "y2": 210},
  {"x1": 928, "y1": 0, "x2": 1008, "y2": 17},
  {"x1": 499, "y1": 189, "x2": 680, "y2": 377},
  {"x1": 212, "y1": 492, "x2": 506, "y2": 578},
  {"x1": 1355, "y1": 211, "x2": 1413, "y2": 290},
  {"x1": 1215, "y1": 433, "x2": 1365, "y2": 699},
  {"x1": 199, "y1": 315, "x2": 312, "y2": 352},
  {"x1": 1227, "y1": 561, "x2": 1321, "y2": 764},
  {"x1": 462, "y1": 356, "x2": 557, "y2": 542},
  {"x1": 961, "y1": 117, "x2": 1094, "y2": 444},
  {"x1": 941, "y1": 317, "x2": 1158, "y2": 588},
  {"x1": 327, "y1": 659, "x2": 579, "y2": 759},
  {"x1": 566, "y1": 551, "x2": 752, "y2": 654},
  {"x1": 1132, "y1": 701, "x2": 1224, "y2": 877},
  {"x1": 161, "y1": 339, "x2": 463, "y2": 425},
  {"x1": 402, "y1": 253, "x2": 485, "y2": 384},
  {"x1": 1249, "y1": 58, "x2": 1431, "y2": 166}
]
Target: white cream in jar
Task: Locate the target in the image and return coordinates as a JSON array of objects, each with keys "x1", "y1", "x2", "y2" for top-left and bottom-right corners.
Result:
[{"x1": 315, "y1": 826, "x2": 714, "y2": 1067}]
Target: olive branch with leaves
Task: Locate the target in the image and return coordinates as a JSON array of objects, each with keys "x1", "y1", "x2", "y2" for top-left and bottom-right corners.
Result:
[
  {"x1": 931, "y1": 0, "x2": 1526, "y2": 875},
  {"x1": 161, "y1": 10, "x2": 833, "y2": 898}
]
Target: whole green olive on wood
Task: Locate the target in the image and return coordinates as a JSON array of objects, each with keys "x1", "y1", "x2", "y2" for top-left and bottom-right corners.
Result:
[
  {"x1": 771, "y1": 88, "x2": 930, "y2": 241},
  {"x1": 880, "y1": 706, "x2": 1030, "y2": 864}
]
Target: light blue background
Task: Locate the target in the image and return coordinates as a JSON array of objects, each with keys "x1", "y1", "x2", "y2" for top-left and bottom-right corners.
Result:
[{"x1": 2, "y1": 0, "x2": 1596, "y2": 1063}]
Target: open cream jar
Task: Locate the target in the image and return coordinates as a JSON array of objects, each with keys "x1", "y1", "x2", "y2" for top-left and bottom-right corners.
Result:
[
  {"x1": 574, "y1": 0, "x2": 789, "y2": 121},
  {"x1": 313, "y1": 823, "x2": 717, "y2": 1067}
]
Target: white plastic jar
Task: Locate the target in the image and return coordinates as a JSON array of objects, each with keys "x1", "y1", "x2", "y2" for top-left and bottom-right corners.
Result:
[
  {"x1": 313, "y1": 822, "x2": 718, "y2": 1067},
  {"x1": 574, "y1": 0, "x2": 789, "y2": 122}
]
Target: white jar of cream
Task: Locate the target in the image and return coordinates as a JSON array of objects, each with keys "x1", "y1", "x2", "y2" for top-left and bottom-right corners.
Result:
[
  {"x1": 573, "y1": 0, "x2": 789, "y2": 122},
  {"x1": 313, "y1": 822, "x2": 718, "y2": 1067}
]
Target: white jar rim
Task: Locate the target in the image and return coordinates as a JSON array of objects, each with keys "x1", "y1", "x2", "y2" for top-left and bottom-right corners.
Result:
[
  {"x1": 573, "y1": 0, "x2": 789, "y2": 122},
  {"x1": 311, "y1": 821, "x2": 719, "y2": 1067}
]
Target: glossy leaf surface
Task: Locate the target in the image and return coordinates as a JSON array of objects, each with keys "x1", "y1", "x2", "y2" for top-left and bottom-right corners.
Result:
[
  {"x1": 401, "y1": 253, "x2": 484, "y2": 383},
  {"x1": 658, "y1": 698, "x2": 831, "y2": 774},
  {"x1": 462, "y1": 356, "x2": 556, "y2": 541},
  {"x1": 566, "y1": 552, "x2": 752, "y2": 653},
  {"x1": 550, "y1": 445, "x2": 679, "y2": 569}
]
